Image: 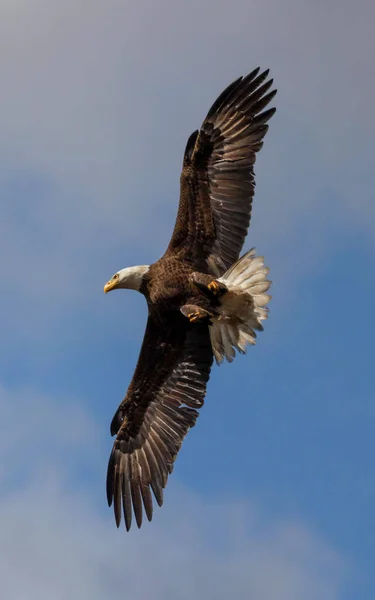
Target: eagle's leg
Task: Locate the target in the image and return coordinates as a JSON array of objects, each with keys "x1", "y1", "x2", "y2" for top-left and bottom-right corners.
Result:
[
  {"x1": 180, "y1": 304, "x2": 213, "y2": 324},
  {"x1": 190, "y1": 272, "x2": 227, "y2": 297}
]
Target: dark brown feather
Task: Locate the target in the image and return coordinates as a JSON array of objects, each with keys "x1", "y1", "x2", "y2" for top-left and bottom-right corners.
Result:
[
  {"x1": 107, "y1": 312, "x2": 213, "y2": 529},
  {"x1": 165, "y1": 68, "x2": 277, "y2": 275},
  {"x1": 106, "y1": 68, "x2": 276, "y2": 530}
]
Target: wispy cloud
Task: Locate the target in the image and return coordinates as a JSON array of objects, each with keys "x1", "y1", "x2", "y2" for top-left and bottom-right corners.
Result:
[
  {"x1": 0, "y1": 383, "x2": 346, "y2": 600},
  {"x1": 0, "y1": 4, "x2": 372, "y2": 597},
  {"x1": 0, "y1": 0, "x2": 374, "y2": 337}
]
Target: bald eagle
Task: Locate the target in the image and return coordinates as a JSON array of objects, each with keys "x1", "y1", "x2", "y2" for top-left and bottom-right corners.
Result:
[{"x1": 104, "y1": 68, "x2": 277, "y2": 530}]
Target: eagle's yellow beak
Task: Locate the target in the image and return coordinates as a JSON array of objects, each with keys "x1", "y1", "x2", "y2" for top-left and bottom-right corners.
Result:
[{"x1": 104, "y1": 277, "x2": 118, "y2": 293}]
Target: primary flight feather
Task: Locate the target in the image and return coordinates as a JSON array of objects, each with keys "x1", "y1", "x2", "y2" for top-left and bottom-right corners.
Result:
[{"x1": 104, "y1": 68, "x2": 277, "y2": 530}]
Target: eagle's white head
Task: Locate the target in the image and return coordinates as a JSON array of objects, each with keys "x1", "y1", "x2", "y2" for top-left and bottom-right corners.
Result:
[{"x1": 103, "y1": 265, "x2": 150, "y2": 293}]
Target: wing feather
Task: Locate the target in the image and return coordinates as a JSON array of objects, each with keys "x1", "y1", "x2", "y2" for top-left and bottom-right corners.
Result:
[
  {"x1": 166, "y1": 68, "x2": 277, "y2": 275},
  {"x1": 107, "y1": 313, "x2": 213, "y2": 530}
]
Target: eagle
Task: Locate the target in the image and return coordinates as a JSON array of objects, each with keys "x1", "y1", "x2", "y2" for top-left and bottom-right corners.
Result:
[{"x1": 104, "y1": 67, "x2": 277, "y2": 531}]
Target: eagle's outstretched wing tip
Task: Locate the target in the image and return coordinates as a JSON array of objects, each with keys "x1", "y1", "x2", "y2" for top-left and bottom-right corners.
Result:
[
  {"x1": 167, "y1": 67, "x2": 277, "y2": 275},
  {"x1": 107, "y1": 316, "x2": 213, "y2": 531}
]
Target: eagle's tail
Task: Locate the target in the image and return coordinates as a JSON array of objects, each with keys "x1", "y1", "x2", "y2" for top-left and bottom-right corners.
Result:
[{"x1": 209, "y1": 249, "x2": 272, "y2": 364}]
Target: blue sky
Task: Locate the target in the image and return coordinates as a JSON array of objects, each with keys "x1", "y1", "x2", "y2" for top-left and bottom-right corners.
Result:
[{"x1": 0, "y1": 0, "x2": 374, "y2": 598}]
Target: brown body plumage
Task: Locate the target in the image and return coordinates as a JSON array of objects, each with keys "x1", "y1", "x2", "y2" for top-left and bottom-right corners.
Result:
[{"x1": 104, "y1": 68, "x2": 277, "y2": 530}]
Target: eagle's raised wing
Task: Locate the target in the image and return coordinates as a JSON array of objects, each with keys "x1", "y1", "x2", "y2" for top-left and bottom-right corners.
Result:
[
  {"x1": 165, "y1": 68, "x2": 277, "y2": 276},
  {"x1": 107, "y1": 313, "x2": 213, "y2": 530}
]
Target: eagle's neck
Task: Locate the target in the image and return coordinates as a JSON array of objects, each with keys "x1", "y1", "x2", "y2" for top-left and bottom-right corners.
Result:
[{"x1": 117, "y1": 265, "x2": 149, "y2": 291}]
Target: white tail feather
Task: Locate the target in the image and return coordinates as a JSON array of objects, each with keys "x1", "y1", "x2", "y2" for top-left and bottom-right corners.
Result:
[{"x1": 209, "y1": 248, "x2": 272, "y2": 364}]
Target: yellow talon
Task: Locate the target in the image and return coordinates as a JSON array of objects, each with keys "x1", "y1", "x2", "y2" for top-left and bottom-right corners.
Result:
[
  {"x1": 208, "y1": 281, "x2": 220, "y2": 294},
  {"x1": 188, "y1": 311, "x2": 202, "y2": 323}
]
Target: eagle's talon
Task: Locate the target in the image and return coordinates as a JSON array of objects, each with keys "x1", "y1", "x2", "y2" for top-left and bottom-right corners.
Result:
[
  {"x1": 188, "y1": 311, "x2": 203, "y2": 323},
  {"x1": 208, "y1": 281, "x2": 220, "y2": 295}
]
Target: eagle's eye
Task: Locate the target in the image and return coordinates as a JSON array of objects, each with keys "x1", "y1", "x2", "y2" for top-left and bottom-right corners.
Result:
[{"x1": 113, "y1": 274, "x2": 119, "y2": 280}]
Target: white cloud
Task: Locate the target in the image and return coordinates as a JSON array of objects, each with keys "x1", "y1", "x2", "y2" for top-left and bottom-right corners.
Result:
[
  {"x1": 0, "y1": 384, "x2": 346, "y2": 600},
  {"x1": 0, "y1": 482, "x2": 346, "y2": 600},
  {"x1": 0, "y1": 0, "x2": 374, "y2": 338}
]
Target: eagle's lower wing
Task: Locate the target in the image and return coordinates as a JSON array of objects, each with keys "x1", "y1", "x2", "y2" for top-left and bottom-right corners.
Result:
[
  {"x1": 165, "y1": 68, "x2": 277, "y2": 276},
  {"x1": 107, "y1": 313, "x2": 213, "y2": 530}
]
